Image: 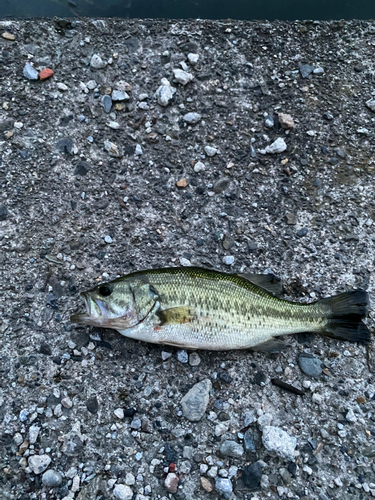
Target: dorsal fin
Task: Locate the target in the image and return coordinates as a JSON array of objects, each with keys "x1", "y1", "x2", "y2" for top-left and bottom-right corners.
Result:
[{"x1": 238, "y1": 273, "x2": 283, "y2": 297}]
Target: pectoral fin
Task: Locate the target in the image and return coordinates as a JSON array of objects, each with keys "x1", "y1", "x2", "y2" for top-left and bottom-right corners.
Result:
[
  {"x1": 157, "y1": 306, "x2": 194, "y2": 325},
  {"x1": 251, "y1": 338, "x2": 289, "y2": 353},
  {"x1": 239, "y1": 273, "x2": 283, "y2": 297}
]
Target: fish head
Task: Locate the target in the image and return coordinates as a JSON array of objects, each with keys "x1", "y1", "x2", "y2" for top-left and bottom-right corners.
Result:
[{"x1": 70, "y1": 280, "x2": 139, "y2": 329}]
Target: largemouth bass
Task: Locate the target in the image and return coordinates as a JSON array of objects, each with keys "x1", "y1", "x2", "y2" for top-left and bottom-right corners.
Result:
[{"x1": 70, "y1": 267, "x2": 370, "y2": 351}]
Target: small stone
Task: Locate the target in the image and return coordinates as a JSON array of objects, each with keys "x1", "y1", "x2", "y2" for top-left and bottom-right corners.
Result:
[
  {"x1": 42, "y1": 469, "x2": 63, "y2": 487},
  {"x1": 244, "y1": 429, "x2": 258, "y2": 453},
  {"x1": 125, "y1": 472, "x2": 135, "y2": 485},
  {"x1": 0, "y1": 205, "x2": 8, "y2": 221},
  {"x1": 346, "y1": 409, "x2": 357, "y2": 423},
  {"x1": 179, "y1": 257, "x2": 191, "y2": 266},
  {"x1": 161, "y1": 351, "x2": 172, "y2": 361},
  {"x1": 29, "y1": 425, "x2": 40, "y2": 444},
  {"x1": 183, "y1": 112, "x2": 202, "y2": 124},
  {"x1": 261, "y1": 137, "x2": 287, "y2": 154},
  {"x1": 242, "y1": 462, "x2": 262, "y2": 490},
  {"x1": 61, "y1": 397, "x2": 73, "y2": 409},
  {"x1": 107, "y1": 121, "x2": 120, "y2": 130},
  {"x1": 189, "y1": 352, "x2": 201, "y2": 366},
  {"x1": 188, "y1": 53, "x2": 199, "y2": 64},
  {"x1": 13, "y1": 433, "x2": 23, "y2": 446},
  {"x1": 181, "y1": 379, "x2": 211, "y2": 421},
  {"x1": 28, "y1": 455, "x2": 51, "y2": 475},
  {"x1": 23, "y1": 64, "x2": 39, "y2": 81},
  {"x1": 86, "y1": 396, "x2": 99, "y2": 414},
  {"x1": 262, "y1": 426, "x2": 297, "y2": 459},
  {"x1": 278, "y1": 113, "x2": 295, "y2": 130},
  {"x1": 113, "y1": 484, "x2": 133, "y2": 500},
  {"x1": 104, "y1": 140, "x2": 120, "y2": 157},
  {"x1": 57, "y1": 82, "x2": 68, "y2": 91},
  {"x1": 284, "y1": 213, "x2": 297, "y2": 225},
  {"x1": 204, "y1": 146, "x2": 217, "y2": 156},
  {"x1": 2, "y1": 32, "x2": 16, "y2": 41},
  {"x1": 298, "y1": 353, "x2": 322, "y2": 377},
  {"x1": 264, "y1": 115, "x2": 274, "y2": 128},
  {"x1": 135, "y1": 144, "x2": 143, "y2": 156},
  {"x1": 164, "y1": 472, "x2": 179, "y2": 493},
  {"x1": 313, "y1": 67, "x2": 325, "y2": 75},
  {"x1": 201, "y1": 476, "x2": 213, "y2": 492},
  {"x1": 296, "y1": 227, "x2": 308, "y2": 237},
  {"x1": 102, "y1": 94, "x2": 112, "y2": 113},
  {"x1": 114, "y1": 408, "x2": 124, "y2": 419},
  {"x1": 104, "y1": 235, "x2": 112, "y2": 244},
  {"x1": 130, "y1": 417, "x2": 141, "y2": 430},
  {"x1": 366, "y1": 98, "x2": 375, "y2": 113},
  {"x1": 173, "y1": 68, "x2": 194, "y2": 85},
  {"x1": 223, "y1": 256, "x2": 234, "y2": 266},
  {"x1": 112, "y1": 90, "x2": 129, "y2": 101},
  {"x1": 39, "y1": 68, "x2": 54, "y2": 80},
  {"x1": 194, "y1": 161, "x2": 205, "y2": 172},
  {"x1": 220, "y1": 440, "x2": 244, "y2": 458},
  {"x1": 177, "y1": 350, "x2": 189, "y2": 363},
  {"x1": 357, "y1": 396, "x2": 366, "y2": 404},
  {"x1": 299, "y1": 63, "x2": 315, "y2": 78},
  {"x1": 176, "y1": 178, "x2": 188, "y2": 188},
  {"x1": 215, "y1": 477, "x2": 233, "y2": 499},
  {"x1": 90, "y1": 54, "x2": 106, "y2": 69},
  {"x1": 155, "y1": 78, "x2": 176, "y2": 107},
  {"x1": 74, "y1": 161, "x2": 90, "y2": 176}
]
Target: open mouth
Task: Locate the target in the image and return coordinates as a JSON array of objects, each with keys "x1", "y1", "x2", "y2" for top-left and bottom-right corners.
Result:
[{"x1": 70, "y1": 292, "x2": 91, "y2": 324}]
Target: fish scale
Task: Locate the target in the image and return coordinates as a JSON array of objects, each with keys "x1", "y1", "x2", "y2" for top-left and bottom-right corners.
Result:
[{"x1": 71, "y1": 267, "x2": 370, "y2": 350}]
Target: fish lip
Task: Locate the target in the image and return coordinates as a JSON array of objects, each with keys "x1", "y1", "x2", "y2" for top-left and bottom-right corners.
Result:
[{"x1": 70, "y1": 292, "x2": 91, "y2": 324}]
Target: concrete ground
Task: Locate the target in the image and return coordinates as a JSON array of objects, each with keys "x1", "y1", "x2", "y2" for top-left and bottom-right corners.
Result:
[{"x1": 0, "y1": 16, "x2": 375, "y2": 500}]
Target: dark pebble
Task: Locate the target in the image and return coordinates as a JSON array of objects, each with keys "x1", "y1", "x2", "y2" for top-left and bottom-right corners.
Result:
[
  {"x1": 123, "y1": 408, "x2": 136, "y2": 417},
  {"x1": 329, "y1": 158, "x2": 339, "y2": 165},
  {"x1": 39, "y1": 343, "x2": 52, "y2": 355},
  {"x1": 74, "y1": 161, "x2": 90, "y2": 176},
  {"x1": 299, "y1": 63, "x2": 315, "y2": 78},
  {"x1": 354, "y1": 64, "x2": 365, "y2": 72},
  {"x1": 102, "y1": 94, "x2": 112, "y2": 113},
  {"x1": 86, "y1": 396, "x2": 99, "y2": 414},
  {"x1": 56, "y1": 137, "x2": 74, "y2": 155},
  {"x1": 248, "y1": 242, "x2": 258, "y2": 252},
  {"x1": 296, "y1": 228, "x2": 308, "y2": 237},
  {"x1": 218, "y1": 372, "x2": 233, "y2": 384},
  {"x1": 53, "y1": 356, "x2": 62, "y2": 365},
  {"x1": 242, "y1": 462, "x2": 262, "y2": 490},
  {"x1": 253, "y1": 371, "x2": 266, "y2": 385},
  {"x1": 288, "y1": 462, "x2": 297, "y2": 476},
  {"x1": 0, "y1": 205, "x2": 8, "y2": 221},
  {"x1": 243, "y1": 428, "x2": 260, "y2": 453},
  {"x1": 218, "y1": 412, "x2": 231, "y2": 421}
]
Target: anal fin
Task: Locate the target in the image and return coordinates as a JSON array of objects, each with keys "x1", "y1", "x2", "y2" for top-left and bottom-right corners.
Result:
[
  {"x1": 251, "y1": 338, "x2": 289, "y2": 353},
  {"x1": 157, "y1": 306, "x2": 194, "y2": 326},
  {"x1": 239, "y1": 273, "x2": 283, "y2": 297}
]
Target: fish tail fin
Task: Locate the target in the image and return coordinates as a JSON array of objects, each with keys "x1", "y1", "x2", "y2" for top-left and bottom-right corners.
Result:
[{"x1": 318, "y1": 290, "x2": 371, "y2": 343}]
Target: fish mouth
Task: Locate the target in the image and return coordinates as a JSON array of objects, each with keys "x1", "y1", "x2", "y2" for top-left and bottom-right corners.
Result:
[{"x1": 70, "y1": 292, "x2": 96, "y2": 325}]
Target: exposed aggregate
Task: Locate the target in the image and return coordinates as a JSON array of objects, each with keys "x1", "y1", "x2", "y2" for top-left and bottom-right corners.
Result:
[{"x1": 1, "y1": 16, "x2": 375, "y2": 500}]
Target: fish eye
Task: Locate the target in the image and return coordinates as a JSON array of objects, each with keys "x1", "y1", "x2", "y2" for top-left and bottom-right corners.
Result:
[{"x1": 98, "y1": 285, "x2": 112, "y2": 297}]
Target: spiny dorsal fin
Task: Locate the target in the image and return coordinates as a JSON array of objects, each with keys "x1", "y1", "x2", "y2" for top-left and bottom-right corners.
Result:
[
  {"x1": 157, "y1": 306, "x2": 194, "y2": 325},
  {"x1": 251, "y1": 338, "x2": 290, "y2": 353},
  {"x1": 238, "y1": 273, "x2": 283, "y2": 297}
]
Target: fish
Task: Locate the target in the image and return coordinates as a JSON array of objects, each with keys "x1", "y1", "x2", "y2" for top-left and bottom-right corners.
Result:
[{"x1": 70, "y1": 267, "x2": 370, "y2": 351}]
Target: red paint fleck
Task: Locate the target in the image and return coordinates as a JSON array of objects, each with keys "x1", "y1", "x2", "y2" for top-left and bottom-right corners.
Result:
[
  {"x1": 169, "y1": 463, "x2": 176, "y2": 472},
  {"x1": 154, "y1": 326, "x2": 161, "y2": 331},
  {"x1": 39, "y1": 68, "x2": 54, "y2": 80}
]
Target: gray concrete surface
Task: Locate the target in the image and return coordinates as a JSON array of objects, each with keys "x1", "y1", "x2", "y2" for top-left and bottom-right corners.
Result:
[{"x1": 1, "y1": 17, "x2": 375, "y2": 500}]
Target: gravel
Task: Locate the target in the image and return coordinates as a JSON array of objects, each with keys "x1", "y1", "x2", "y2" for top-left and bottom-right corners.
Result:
[
  {"x1": 298, "y1": 353, "x2": 323, "y2": 377},
  {"x1": 28, "y1": 455, "x2": 52, "y2": 475},
  {"x1": 215, "y1": 477, "x2": 233, "y2": 499},
  {"x1": 42, "y1": 469, "x2": 63, "y2": 487},
  {"x1": 242, "y1": 462, "x2": 262, "y2": 490},
  {"x1": 23, "y1": 63, "x2": 38, "y2": 80},
  {"x1": 220, "y1": 440, "x2": 244, "y2": 458},
  {"x1": 183, "y1": 112, "x2": 202, "y2": 123},
  {"x1": 1, "y1": 17, "x2": 375, "y2": 500},
  {"x1": 181, "y1": 379, "x2": 212, "y2": 421},
  {"x1": 113, "y1": 484, "x2": 134, "y2": 500},
  {"x1": 262, "y1": 426, "x2": 297, "y2": 460}
]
